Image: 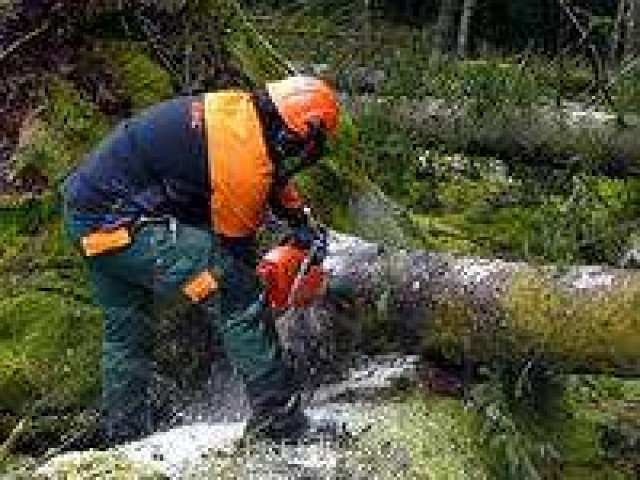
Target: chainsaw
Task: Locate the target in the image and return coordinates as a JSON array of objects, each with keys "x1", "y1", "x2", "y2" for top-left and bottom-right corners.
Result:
[{"x1": 256, "y1": 221, "x2": 328, "y2": 309}]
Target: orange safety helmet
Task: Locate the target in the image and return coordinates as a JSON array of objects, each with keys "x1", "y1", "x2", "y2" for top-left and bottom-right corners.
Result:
[{"x1": 266, "y1": 76, "x2": 340, "y2": 139}]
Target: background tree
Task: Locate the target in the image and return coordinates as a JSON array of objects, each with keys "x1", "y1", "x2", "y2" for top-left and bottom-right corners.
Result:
[
  {"x1": 625, "y1": 0, "x2": 640, "y2": 57},
  {"x1": 457, "y1": 0, "x2": 476, "y2": 57},
  {"x1": 434, "y1": 0, "x2": 459, "y2": 55}
]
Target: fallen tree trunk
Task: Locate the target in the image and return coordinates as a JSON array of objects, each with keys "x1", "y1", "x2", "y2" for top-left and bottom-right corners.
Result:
[
  {"x1": 354, "y1": 94, "x2": 640, "y2": 178},
  {"x1": 281, "y1": 233, "x2": 640, "y2": 378}
]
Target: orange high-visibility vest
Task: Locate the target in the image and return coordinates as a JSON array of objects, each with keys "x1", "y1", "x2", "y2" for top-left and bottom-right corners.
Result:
[{"x1": 204, "y1": 91, "x2": 273, "y2": 237}]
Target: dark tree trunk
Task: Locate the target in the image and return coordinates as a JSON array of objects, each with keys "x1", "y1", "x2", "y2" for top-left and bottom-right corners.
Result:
[
  {"x1": 610, "y1": 0, "x2": 627, "y2": 67},
  {"x1": 456, "y1": 0, "x2": 476, "y2": 57},
  {"x1": 625, "y1": 0, "x2": 640, "y2": 58},
  {"x1": 434, "y1": 0, "x2": 459, "y2": 55}
]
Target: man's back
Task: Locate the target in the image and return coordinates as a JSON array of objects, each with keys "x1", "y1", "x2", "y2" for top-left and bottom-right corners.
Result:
[{"x1": 63, "y1": 96, "x2": 210, "y2": 226}]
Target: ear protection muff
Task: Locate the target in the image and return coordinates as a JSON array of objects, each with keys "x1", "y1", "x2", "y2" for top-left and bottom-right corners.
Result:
[
  {"x1": 274, "y1": 119, "x2": 327, "y2": 184},
  {"x1": 253, "y1": 89, "x2": 328, "y2": 185}
]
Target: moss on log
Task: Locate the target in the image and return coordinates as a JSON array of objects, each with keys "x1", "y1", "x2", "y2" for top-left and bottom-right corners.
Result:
[{"x1": 308, "y1": 234, "x2": 640, "y2": 376}]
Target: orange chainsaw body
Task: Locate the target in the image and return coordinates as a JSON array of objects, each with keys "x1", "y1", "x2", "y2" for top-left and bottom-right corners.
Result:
[{"x1": 256, "y1": 244, "x2": 326, "y2": 308}]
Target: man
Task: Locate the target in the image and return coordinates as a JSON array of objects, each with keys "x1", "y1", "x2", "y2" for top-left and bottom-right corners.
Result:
[{"x1": 61, "y1": 75, "x2": 339, "y2": 446}]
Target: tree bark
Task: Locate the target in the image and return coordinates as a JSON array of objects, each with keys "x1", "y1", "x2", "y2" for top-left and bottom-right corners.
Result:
[
  {"x1": 610, "y1": 0, "x2": 627, "y2": 68},
  {"x1": 434, "y1": 0, "x2": 459, "y2": 55},
  {"x1": 362, "y1": 94, "x2": 640, "y2": 177},
  {"x1": 456, "y1": 0, "x2": 476, "y2": 58},
  {"x1": 281, "y1": 233, "x2": 640, "y2": 378},
  {"x1": 626, "y1": 0, "x2": 640, "y2": 58}
]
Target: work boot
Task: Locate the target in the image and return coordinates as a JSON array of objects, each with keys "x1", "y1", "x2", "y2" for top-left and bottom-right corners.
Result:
[
  {"x1": 237, "y1": 394, "x2": 352, "y2": 451},
  {"x1": 240, "y1": 394, "x2": 309, "y2": 447}
]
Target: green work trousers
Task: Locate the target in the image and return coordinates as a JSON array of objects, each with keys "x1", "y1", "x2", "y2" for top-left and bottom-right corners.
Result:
[{"x1": 63, "y1": 209, "x2": 298, "y2": 442}]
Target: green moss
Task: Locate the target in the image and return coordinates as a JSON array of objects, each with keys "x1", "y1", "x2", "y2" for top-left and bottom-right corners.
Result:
[
  {"x1": 410, "y1": 264, "x2": 640, "y2": 375},
  {"x1": 410, "y1": 214, "x2": 481, "y2": 254},
  {"x1": 501, "y1": 272, "x2": 640, "y2": 373},
  {"x1": 37, "y1": 450, "x2": 165, "y2": 479},
  {"x1": 10, "y1": 80, "x2": 109, "y2": 187},
  {"x1": 350, "y1": 394, "x2": 491, "y2": 479},
  {"x1": 408, "y1": 174, "x2": 640, "y2": 264},
  {"x1": 548, "y1": 376, "x2": 640, "y2": 479},
  {"x1": 2, "y1": 77, "x2": 107, "y2": 434},
  {"x1": 0, "y1": 288, "x2": 100, "y2": 412},
  {"x1": 0, "y1": 204, "x2": 99, "y2": 448},
  {"x1": 45, "y1": 81, "x2": 110, "y2": 170},
  {"x1": 102, "y1": 42, "x2": 173, "y2": 111}
]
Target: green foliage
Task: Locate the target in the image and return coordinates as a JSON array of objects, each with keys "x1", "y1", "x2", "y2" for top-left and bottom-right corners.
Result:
[
  {"x1": 470, "y1": 370, "x2": 640, "y2": 480},
  {"x1": 0, "y1": 215, "x2": 99, "y2": 416},
  {"x1": 9, "y1": 80, "x2": 110, "y2": 189},
  {"x1": 557, "y1": 376, "x2": 640, "y2": 479},
  {"x1": 349, "y1": 95, "x2": 640, "y2": 263},
  {"x1": 353, "y1": 100, "x2": 420, "y2": 203},
  {"x1": 36, "y1": 450, "x2": 165, "y2": 479},
  {"x1": 471, "y1": 375, "x2": 561, "y2": 480},
  {"x1": 45, "y1": 81, "x2": 110, "y2": 166},
  {"x1": 384, "y1": 56, "x2": 598, "y2": 106},
  {"x1": 348, "y1": 394, "x2": 491, "y2": 479},
  {"x1": 102, "y1": 42, "x2": 173, "y2": 111},
  {"x1": 611, "y1": 63, "x2": 640, "y2": 116},
  {"x1": 218, "y1": 0, "x2": 293, "y2": 83}
]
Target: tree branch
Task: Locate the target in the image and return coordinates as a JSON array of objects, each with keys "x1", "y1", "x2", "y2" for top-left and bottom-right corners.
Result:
[
  {"x1": 556, "y1": 0, "x2": 619, "y2": 115},
  {"x1": 0, "y1": 20, "x2": 51, "y2": 63},
  {"x1": 609, "y1": 0, "x2": 627, "y2": 68},
  {"x1": 134, "y1": 11, "x2": 182, "y2": 90}
]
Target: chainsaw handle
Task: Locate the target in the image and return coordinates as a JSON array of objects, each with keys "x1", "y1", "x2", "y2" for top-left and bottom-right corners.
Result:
[{"x1": 281, "y1": 223, "x2": 328, "y2": 265}]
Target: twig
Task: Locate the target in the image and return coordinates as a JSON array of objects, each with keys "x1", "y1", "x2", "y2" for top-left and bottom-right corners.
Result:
[
  {"x1": 609, "y1": 0, "x2": 627, "y2": 68},
  {"x1": 228, "y1": 0, "x2": 296, "y2": 77},
  {"x1": 0, "y1": 20, "x2": 51, "y2": 63},
  {"x1": 0, "y1": 0, "x2": 65, "y2": 63},
  {"x1": 557, "y1": 0, "x2": 618, "y2": 112},
  {"x1": 557, "y1": 0, "x2": 601, "y2": 76},
  {"x1": 135, "y1": 12, "x2": 182, "y2": 86},
  {"x1": 0, "y1": 418, "x2": 28, "y2": 462},
  {"x1": 607, "y1": 54, "x2": 640, "y2": 89},
  {"x1": 183, "y1": 17, "x2": 192, "y2": 94}
]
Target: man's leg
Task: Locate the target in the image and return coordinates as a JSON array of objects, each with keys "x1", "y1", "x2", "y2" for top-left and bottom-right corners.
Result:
[
  {"x1": 201, "y1": 246, "x2": 306, "y2": 441},
  {"x1": 64, "y1": 214, "x2": 216, "y2": 443},
  {"x1": 87, "y1": 222, "x2": 216, "y2": 440},
  {"x1": 89, "y1": 266, "x2": 155, "y2": 442}
]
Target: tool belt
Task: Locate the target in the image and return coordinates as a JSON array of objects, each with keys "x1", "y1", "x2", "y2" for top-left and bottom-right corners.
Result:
[{"x1": 78, "y1": 215, "x2": 178, "y2": 257}]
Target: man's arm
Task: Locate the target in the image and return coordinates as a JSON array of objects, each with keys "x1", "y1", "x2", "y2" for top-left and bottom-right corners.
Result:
[{"x1": 268, "y1": 182, "x2": 326, "y2": 257}]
